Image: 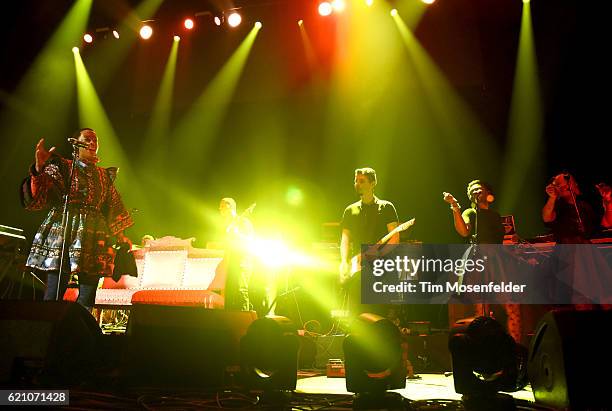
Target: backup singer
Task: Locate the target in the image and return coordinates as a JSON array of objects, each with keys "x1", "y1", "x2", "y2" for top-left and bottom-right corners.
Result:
[
  {"x1": 443, "y1": 179, "x2": 504, "y2": 244},
  {"x1": 542, "y1": 173, "x2": 597, "y2": 243},
  {"x1": 20, "y1": 128, "x2": 133, "y2": 310},
  {"x1": 443, "y1": 180, "x2": 521, "y2": 343}
]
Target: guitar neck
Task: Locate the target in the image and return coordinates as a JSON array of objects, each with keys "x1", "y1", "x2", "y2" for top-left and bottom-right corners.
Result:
[{"x1": 377, "y1": 230, "x2": 395, "y2": 245}]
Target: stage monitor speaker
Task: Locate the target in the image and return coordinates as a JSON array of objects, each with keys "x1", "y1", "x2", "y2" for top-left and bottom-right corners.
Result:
[
  {"x1": 528, "y1": 309, "x2": 612, "y2": 409},
  {"x1": 122, "y1": 305, "x2": 256, "y2": 388},
  {"x1": 0, "y1": 300, "x2": 101, "y2": 386}
]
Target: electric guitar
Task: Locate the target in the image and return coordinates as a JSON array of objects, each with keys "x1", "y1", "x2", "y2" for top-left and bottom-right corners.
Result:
[{"x1": 340, "y1": 218, "x2": 416, "y2": 285}]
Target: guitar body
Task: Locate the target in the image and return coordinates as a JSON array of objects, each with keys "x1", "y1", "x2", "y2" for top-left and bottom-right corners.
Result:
[{"x1": 339, "y1": 218, "x2": 416, "y2": 292}]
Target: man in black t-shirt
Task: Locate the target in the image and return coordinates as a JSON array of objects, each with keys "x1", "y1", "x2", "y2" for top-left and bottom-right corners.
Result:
[
  {"x1": 443, "y1": 180, "x2": 504, "y2": 244},
  {"x1": 339, "y1": 167, "x2": 399, "y2": 314},
  {"x1": 443, "y1": 180, "x2": 521, "y2": 343}
]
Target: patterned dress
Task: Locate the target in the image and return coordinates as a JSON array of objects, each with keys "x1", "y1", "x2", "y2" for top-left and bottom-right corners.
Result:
[{"x1": 20, "y1": 155, "x2": 133, "y2": 281}]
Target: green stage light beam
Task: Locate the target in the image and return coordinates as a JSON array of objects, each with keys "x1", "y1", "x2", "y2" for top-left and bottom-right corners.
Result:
[
  {"x1": 499, "y1": 2, "x2": 543, "y2": 217},
  {"x1": 73, "y1": 49, "x2": 147, "y2": 217},
  {"x1": 143, "y1": 37, "x2": 179, "y2": 167},
  {"x1": 0, "y1": 0, "x2": 92, "y2": 178},
  {"x1": 394, "y1": 0, "x2": 429, "y2": 30},
  {"x1": 392, "y1": 12, "x2": 499, "y2": 180},
  {"x1": 171, "y1": 24, "x2": 262, "y2": 160},
  {"x1": 321, "y1": 0, "x2": 410, "y2": 188}
]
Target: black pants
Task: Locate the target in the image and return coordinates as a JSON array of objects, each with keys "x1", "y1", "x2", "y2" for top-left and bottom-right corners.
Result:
[{"x1": 43, "y1": 271, "x2": 99, "y2": 310}]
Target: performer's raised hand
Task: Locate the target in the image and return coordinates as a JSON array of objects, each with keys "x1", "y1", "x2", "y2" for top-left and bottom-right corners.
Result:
[
  {"x1": 442, "y1": 192, "x2": 459, "y2": 208},
  {"x1": 596, "y1": 182, "x2": 611, "y2": 202},
  {"x1": 35, "y1": 138, "x2": 56, "y2": 173},
  {"x1": 545, "y1": 183, "x2": 558, "y2": 200}
]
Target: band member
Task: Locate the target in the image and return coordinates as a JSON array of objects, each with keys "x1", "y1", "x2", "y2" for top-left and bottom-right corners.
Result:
[
  {"x1": 443, "y1": 180, "x2": 521, "y2": 343},
  {"x1": 443, "y1": 180, "x2": 504, "y2": 244},
  {"x1": 595, "y1": 182, "x2": 612, "y2": 229},
  {"x1": 219, "y1": 197, "x2": 253, "y2": 311},
  {"x1": 542, "y1": 173, "x2": 597, "y2": 243},
  {"x1": 340, "y1": 167, "x2": 399, "y2": 315},
  {"x1": 542, "y1": 174, "x2": 611, "y2": 306},
  {"x1": 20, "y1": 128, "x2": 133, "y2": 310}
]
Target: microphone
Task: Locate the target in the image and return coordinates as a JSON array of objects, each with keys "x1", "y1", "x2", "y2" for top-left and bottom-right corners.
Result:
[{"x1": 67, "y1": 137, "x2": 89, "y2": 148}]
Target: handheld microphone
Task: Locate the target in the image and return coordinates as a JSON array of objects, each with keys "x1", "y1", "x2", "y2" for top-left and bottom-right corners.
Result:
[{"x1": 67, "y1": 137, "x2": 89, "y2": 148}]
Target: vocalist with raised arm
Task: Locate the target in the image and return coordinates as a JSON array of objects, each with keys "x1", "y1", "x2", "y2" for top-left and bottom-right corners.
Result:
[
  {"x1": 20, "y1": 128, "x2": 133, "y2": 310},
  {"x1": 443, "y1": 180, "x2": 521, "y2": 343}
]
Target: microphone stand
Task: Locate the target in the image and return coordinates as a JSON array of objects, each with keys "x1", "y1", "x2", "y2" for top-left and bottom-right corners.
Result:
[
  {"x1": 566, "y1": 176, "x2": 585, "y2": 235},
  {"x1": 55, "y1": 143, "x2": 81, "y2": 301},
  {"x1": 470, "y1": 193, "x2": 488, "y2": 317}
]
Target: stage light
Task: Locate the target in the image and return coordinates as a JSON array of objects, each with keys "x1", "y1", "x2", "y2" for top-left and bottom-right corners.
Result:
[
  {"x1": 448, "y1": 317, "x2": 528, "y2": 400},
  {"x1": 240, "y1": 316, "x2": 299, "y2": 395},
  {"x1": 72, "y1": 47, "x2": 79, "y2": 54},
  {"x1": 139, "y1": 24, "x2": 153, "y2": 40},
  {"x1": 254, "y1": 21, "x2": 262, "y2": 29},
  {"x1": 83, "y1": 33, "x2": 93, "y2": 43},
  {"x1": 112, "y1": 30, "x2": 120, "y2": 39},
  {"x1": 344, "y1": 313, "x2": 406, "y2": 408},
  {"x1": 298, "y1": 19, "x2": 303, "y2": 26},
  {"x1": 366, "y1": 0, "x2": 374, "y2": 6},
  {"x1": 214, "y1": 16, "x2": 222, "y2": 26},
  {"x1": 421, "y1": 0, "x2": 436, "y2": 4},
  {"x1": 184, "y1": 18, "x2": 194, "y2": 30},
  {"x1": 332, "y1": 0, "x2": 346, "y2": 12},
  {"x1": 390, "y1": 8, "x2": 398, "y2": 16},
  {"x1": 227, "y1": 12, "x2": 242, "y2": 28},
  {"x1": 174, "y1": 35, "x2": 180, "y2": 42},
  {"x1": 523, "y1": 0, "x2": 530, "y2": 3},
  {"x1": 318, "y1": 2, "x2": 333, "y2": 16}
]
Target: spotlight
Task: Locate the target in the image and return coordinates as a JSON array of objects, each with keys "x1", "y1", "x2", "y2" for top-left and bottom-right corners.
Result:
[
  {"x1": 227, "y1": 12, "x2": 242, "y2": 28},
  {"x1": 390, "y1": 8, "x2": 398, "y2": 16},
  {"x1": 318, "y1": 2, "x2": 333, "y2": 17},
  {"x1": 174, "y1": 35, "x2": 180, "y2": 42},
  {"x1": 343, "y1": 313, "x2": 406, "y2": 408},
  {"x1": 254, "y1": 21, "x2": 262, "y2": 29},
  {"x1": 240, "y1": 316, "x2": 299, "y2": 396},
  {"x1": 332, "y1": 0, "x2": 346, "y2": 12},
  {"x1": 298, "y1": 19, "x2": 303, "y2": 26},
  {"x1": 365, "y1": 0, "x2": 374, "y2": 6},
  {"x1": 214, "y1": 16, "x2": 223, "y2": 26},
  {"x1": 184, "y1": 18, "x2": 194, "y2": 30},
  {"x1": 448, "y1": 317, "x2": 528, "y2": 400},
  {"x1": 83, "y1": 33, "x2": 93, "y2": 43},
  {"x1": 422, "y1": 0, "x2": 436, "y2": 4},
  {"x1": 139, "y1": 24, "x2": 153, "y2": 40},
  {"x1": 72, "y1": 47, "x2": 79, "y2": 53},
  {"x1": 112, "y1": 30, "x2": 120, "y2": 39}
]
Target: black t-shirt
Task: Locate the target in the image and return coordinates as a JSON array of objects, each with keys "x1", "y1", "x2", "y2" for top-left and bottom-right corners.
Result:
[
  {"x1": 548, "y1": 199, "x2": 596, "y2": 243},
  {"x1": 463, "y1": 207, "x2": 505, "y2": 244},
  {"x1": 341, "y1": 197, "x2": 399, "y2": 256}
]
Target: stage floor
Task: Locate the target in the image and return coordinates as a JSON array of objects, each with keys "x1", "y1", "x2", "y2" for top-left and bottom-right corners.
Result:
[{"x1": 296, "y1": 373, "x2": 535, "y2": 403}]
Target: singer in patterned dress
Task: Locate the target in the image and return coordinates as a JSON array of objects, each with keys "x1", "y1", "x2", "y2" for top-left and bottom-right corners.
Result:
[{"x1": 20, "y1": 128, "x2": 133, "y2": 309}]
